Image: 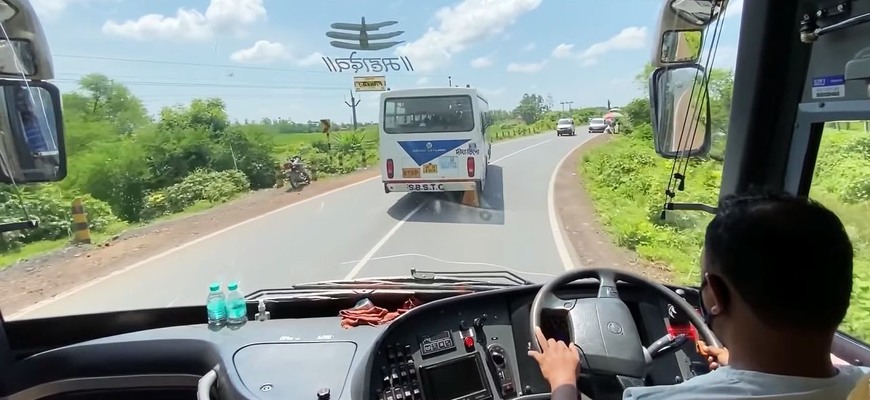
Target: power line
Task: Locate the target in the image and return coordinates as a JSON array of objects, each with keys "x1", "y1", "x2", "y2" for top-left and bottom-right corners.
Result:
[
  {"x1": 54, "y1": 53, "x2": 448, "y2": 78},
  {"x1": 51, "y1": 78, "x2": 349, "y2": 91}
]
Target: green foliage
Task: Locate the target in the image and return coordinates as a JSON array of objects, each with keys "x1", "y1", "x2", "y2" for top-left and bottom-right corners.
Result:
[
  {"x1": 0, "y1": 79, "x2": 556, "y2": 259},
  {"x1": 583, "y1": 62, "x2": 870, "y2": 341},
  {"x1": 141, "y1": 170, "x2": 250, "y2": 219}
]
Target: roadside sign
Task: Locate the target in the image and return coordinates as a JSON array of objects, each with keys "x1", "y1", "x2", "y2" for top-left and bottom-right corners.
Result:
[
  {"x1": 320, "y1": 119, "x2": 331, "y2": 133},
  {"x1": 353, "y1": 75, "x2": 387, "y2": 92}
]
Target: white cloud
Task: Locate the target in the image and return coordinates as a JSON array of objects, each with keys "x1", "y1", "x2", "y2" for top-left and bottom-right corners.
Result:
[
  {"x1": 102, "y1": 0, "x2": 266, "y2": 41},
  {"x1": 230, "y1": 40, "x2": 290, "y2": 63},
  {"x1": 396, "y1": 0, "x2": 543, "y2": 72},
  {"x1": 507, "y1": 60, "x2": 546, "y2": 73},
  {"x1": 471, "y1": 56, "x2": 493, "y2": 68},
  {"x1": 578, "y1": 26, "x2": 648, "y2": 65},
  {"x1": 297, "y1": 52, "x2": 325, "y2": 67},
  {"x1": 723, "y1": 0, "x2": 742, "y2": 19},
  {"x1": 551, "y1": 43, "x2": 575, "y2": 59},
  {"x1": 523, "y1": 42, "x2": 536, "y2": 51}
]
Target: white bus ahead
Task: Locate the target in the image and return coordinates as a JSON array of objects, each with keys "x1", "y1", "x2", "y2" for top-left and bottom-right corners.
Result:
[{"x1": 379, "y1": 88, "x2": 491, "y2": 194}]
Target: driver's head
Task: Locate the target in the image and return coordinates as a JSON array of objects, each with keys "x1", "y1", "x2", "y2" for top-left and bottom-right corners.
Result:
[{"x1": 699, "y1": 190, "x2": 853, "y2": 344}]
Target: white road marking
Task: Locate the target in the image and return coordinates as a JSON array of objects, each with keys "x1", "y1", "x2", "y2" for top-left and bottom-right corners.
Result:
[
  {"x1": 548, "y1": 134, "x2": 599, "y2": 271},
  {"x1": 343, "y1": 202, "x2": 426, "y2": 280},
  {"x1": 490, "y1": 139, "x2": 553, "y2": 163},
  {"x1": 9, "y1": 134, "x2": 556, "y2": 319},
  {"x1": 8, "y1": 176, "x2": 378, "y2": 320},
  {"x1": 344, "y1": 137, "x2": 556, "y2": 280}
]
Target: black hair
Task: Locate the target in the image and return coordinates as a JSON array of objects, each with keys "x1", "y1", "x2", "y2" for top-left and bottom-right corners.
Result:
[{"x1": 704, "y1": 189, "x2": 854, "y2": 331}]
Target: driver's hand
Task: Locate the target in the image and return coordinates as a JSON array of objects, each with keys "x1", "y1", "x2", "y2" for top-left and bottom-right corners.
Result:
[
  {"x1": 528, "y1": 326, "x2": 580, "y2": 389},
  {"x1": 696, "y1": 340, "x2": 729, "y2": 370}
]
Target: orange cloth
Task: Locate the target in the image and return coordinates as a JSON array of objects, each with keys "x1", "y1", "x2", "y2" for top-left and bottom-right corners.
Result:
[{"x1": 339, "y1": 297, "x2": 422, "y2": 328}]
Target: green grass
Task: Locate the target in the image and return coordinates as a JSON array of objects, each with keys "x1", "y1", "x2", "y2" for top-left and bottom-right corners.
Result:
[{"x1": 579, "y1": 125, "x2": 870, "y2": 341}]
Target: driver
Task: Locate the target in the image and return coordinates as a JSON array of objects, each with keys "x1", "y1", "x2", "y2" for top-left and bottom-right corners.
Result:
[{"x1": 529, "y1": 191, "x2": 870, "y2": 399}]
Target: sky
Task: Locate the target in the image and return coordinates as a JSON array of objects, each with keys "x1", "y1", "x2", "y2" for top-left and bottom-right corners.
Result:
[{"x1": 30, "y1": 0, "x2": 744, "y2": 124}]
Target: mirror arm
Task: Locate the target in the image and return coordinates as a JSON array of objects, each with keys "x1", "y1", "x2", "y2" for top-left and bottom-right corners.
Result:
[
  {"x1": 667, "y1": 202, "x2": 717, "y2": 214},
  {"x1": 0, "y1": 220, "x2": 38, "y2": 233}
]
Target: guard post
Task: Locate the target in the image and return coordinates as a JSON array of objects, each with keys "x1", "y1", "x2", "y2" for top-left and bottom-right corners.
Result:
[{"x1": 71, "y1": 198, "x2": 91, "y2": 244}]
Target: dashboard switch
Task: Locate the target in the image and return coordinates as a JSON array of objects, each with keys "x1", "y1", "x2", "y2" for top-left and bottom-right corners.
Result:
[
  {"x1": 463, "y1": 336, "x2": 475, "y2": 349},
  {"x1": 316, "y1": 388, "x2": 330, "y2": 400}
]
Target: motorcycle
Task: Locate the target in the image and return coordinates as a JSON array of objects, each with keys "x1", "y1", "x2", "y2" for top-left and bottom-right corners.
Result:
[{"x1": 283, "y1": 155, "x2": 312, "y2": 189}]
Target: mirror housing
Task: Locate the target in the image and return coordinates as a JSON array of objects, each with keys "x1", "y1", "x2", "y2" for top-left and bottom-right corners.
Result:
[
  {"x1": 0, "y1": 79, "x2": 67, "y2": 183},
  {"x1": 648, "y1": 64, "x2": 712, "y2": 159},
  {"x1": 669, "y1": 0, "x2": 723, "y2": 27},
  {"x1": 660, "y1": 30, "x2": 703, "y2": 64},
  {"x1": 0, "y1": 0, "x2": 54, "y2": 80},
  {"x1": 652, "y1": 0, "x2": 731, "y2": 67}
]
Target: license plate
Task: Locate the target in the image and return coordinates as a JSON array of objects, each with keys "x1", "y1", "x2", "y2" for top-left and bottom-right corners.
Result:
[
  {"x1": 402, "y1": 168, "x2": 421, "y2": 178},
  {"x1": 422, "y1": 163, "x2": 438, "y2": 174},
  {"x1": 406, "y1": 183, "x2": 445, "y2": 192},
  {"x1": 438, "y1": 157, "x2": 458, "y2": 170}
]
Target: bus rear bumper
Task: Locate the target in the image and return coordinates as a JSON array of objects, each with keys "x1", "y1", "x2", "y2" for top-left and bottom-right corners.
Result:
[{"x1": 384, "y1": 180, "x2": 478, "y2": 193}]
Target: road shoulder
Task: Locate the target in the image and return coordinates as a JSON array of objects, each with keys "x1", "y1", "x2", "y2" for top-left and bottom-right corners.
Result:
[{"x1": 553, "y1": 135, "x2": 675, "y2": 283}]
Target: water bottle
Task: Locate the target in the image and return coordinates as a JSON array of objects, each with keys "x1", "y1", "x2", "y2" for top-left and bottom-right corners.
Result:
[
  {"x1": 225, "y1": 281, "x2": 248, "y2": 326},
  {"x1": 206, "y1": 282, "x2": 227, "y2": 327}
]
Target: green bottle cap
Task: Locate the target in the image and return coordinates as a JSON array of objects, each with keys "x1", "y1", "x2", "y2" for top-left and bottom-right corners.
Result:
[
  {"x1": 209, "y1": 282, "x2": 220, "y2": 291},
  {"x1": 227, "y1": 281, "x2": 239, "y2": 291}
]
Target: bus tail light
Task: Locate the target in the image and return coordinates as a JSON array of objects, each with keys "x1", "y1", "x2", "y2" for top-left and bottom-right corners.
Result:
[
  {"x1": 466, "y1": 157, "x2": 475, "y2": 177},
  {"x1": 386, "y1": 159, "x2": 394, "y2": 179}
]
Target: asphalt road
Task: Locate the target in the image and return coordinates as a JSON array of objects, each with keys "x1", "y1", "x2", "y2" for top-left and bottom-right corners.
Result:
[{"x1": 15, "y1": 130, "x2": 599, "y2": 319}]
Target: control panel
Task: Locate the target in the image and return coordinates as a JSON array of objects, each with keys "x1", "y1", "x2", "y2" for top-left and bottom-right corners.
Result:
[{"x1": 377, "y1": 343, "x2": 422, "y2": 400}]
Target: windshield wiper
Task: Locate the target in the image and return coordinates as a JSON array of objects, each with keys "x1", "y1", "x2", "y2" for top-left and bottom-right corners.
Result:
[
  {"x1": 246, "y1": 269, "x2": 528, "y2": 301},
  {"x1": 409, "y1": 268, "x2": 532, "y2": 285}
]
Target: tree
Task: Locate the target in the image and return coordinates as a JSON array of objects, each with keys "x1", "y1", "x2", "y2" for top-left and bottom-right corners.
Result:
[
  {"x1": 513, "y1": 93, "x2": 546, "y2": 124},
  {"x1": 63, "y1": 73, "x2": 149, "y2": 134}
]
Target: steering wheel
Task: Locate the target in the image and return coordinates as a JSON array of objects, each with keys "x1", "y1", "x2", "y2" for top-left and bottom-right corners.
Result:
[{"x1": 529, "y1": 267, "x2": 721, "y2": 383}]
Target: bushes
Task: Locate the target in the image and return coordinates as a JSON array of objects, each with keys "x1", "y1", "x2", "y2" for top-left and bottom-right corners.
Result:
[
  {"x1": 581, "y1": 123, "x2": 870, "y2": 341},
  {"x1": 0, "y1": 185, "x2": 117, "y2": 252},
  {"x1": 141, "y1": 170, "x2": 250, "y2": 220}
]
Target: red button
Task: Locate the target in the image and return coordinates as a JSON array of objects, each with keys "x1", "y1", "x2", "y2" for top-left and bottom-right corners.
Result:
[{"x1": 464, "y1": 336, "x2": 474, "y2": 348}]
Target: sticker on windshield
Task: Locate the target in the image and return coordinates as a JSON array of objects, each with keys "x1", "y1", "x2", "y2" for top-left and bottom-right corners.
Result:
[{"x1": 811, "y1": 75, "x2": 845, "y2": 99}]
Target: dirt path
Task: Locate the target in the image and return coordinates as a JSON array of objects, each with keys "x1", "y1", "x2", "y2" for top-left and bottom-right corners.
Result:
[
  {"x1": 554, "y1": 135, "x2": 675, "y2": 283},
  {"x1": 0, "y1": 168, "x2": 379, "y2": 314}
]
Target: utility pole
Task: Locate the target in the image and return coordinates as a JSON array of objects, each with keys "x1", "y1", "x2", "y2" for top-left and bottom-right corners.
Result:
[
  {"x1": 565, "y1": 101, "x2": 574, "y2": 111},
  {"x1": 345, "y1": 90, "x2": 361, "y2": 131},
  {"x1": 559, "y1": 101, "x2": 566, "y2": 112},
  {"x1": 448, "y1": 76, "x2": 453, "y2": 86},
  {"x1": 607, "y1": 99, "x2": 611, "y2": 109}
]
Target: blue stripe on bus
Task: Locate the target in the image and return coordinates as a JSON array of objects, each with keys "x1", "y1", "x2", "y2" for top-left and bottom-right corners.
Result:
[{"x1": 397, "y1": 139, "x2": 470, "y2": 165}]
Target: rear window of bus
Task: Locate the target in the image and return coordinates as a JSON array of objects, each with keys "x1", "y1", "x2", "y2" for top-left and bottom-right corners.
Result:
[{"x1": 383, "y1": 95, "x2": 475, "y2": 134}]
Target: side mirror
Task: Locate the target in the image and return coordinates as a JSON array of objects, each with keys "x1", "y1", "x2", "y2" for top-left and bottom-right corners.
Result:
[
  {"x1": 648, "y1": 64, "x2": 712, "y2": 159},
  {"x1": 0, "y1": 79, "x2": 67, "y2": 183},
  {"x1": 660, "y1": 30, "x2": 703, "y2": 64},
  {"x1": 669, "y1": 0, "x2": 723, "y2": 27}
]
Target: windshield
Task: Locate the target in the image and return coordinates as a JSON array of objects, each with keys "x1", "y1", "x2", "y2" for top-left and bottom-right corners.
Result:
[
  {"x1": 557, "y1": 119, "x2": 573, "y2": 125},
  {"x1": 383, "y1": 95, "x2": 475, "y2": 133},
  {"x1": 2, "y1": 0, "x2": 868, "y2": 348}
]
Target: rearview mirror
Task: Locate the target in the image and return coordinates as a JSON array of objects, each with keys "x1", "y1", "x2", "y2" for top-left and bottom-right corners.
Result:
[
  {"x1": 669, "y1": 0, "x2": 722, "y2": 27},
  {"x1": 0, "y1": 79, "x2": 67, "y2": 184},
  {"x1": 660, "y1": 30, "x2": 702, "y2": 63},
  {"x1": 649, "y1": 64, "x2": 712, "y2": 158}
]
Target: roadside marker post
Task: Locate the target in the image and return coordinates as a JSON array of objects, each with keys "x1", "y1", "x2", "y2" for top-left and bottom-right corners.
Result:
[{"x1": 71, "y1": 198, "x2": 91, "y2": 244}]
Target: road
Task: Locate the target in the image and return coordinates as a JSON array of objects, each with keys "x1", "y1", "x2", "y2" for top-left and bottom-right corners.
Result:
[{"x1": 14, "y1": 131, "x2": 598, "y2": 319}]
